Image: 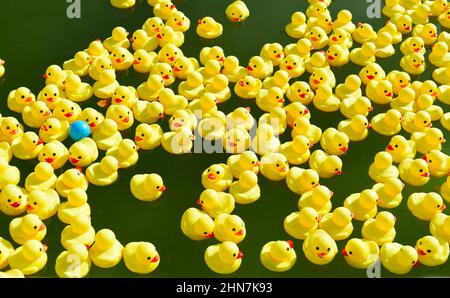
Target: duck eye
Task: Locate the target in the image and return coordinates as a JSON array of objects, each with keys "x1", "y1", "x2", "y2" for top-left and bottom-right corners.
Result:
[
  {"x1": 327, "y1": 248, "x2": 330, "y2": 251},
  {"x1": 316, "y1": 247, "x2": 319, "y2": 251},
  {"x1": 232, "y1": 228, "x2": 236, "y2": 231},
  {"x1": 419, "y1": 169, "x2": 423, "y2": 172},
  {"x1": 427, "y1": 249, "x2": 431, "y2": 253},
  {"x1": 34, "y1": 226, "x2": 37, "y2": 229},
  {"x1": 349, "y1": 251, "x2": 353, "y2": 255},
  {"x1": 216, "y1": 171, "x2": 220, "y2": 175}
]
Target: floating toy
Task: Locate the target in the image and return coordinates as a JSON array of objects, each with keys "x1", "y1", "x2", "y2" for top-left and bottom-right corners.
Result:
[
  {"x1": 400, "y1": 37, "x2": 425, "y2": 55},
  {"x1": 286, "y1": 167, "x2": 319, "y2": 195},
  {"x1": 0, "y1": 59, "x2": 4, "y2": 78},
  {"x1": 344, "y1": 189, "x2": 378, "y2": 221},
  {"x1": 8, "y1": 240, "x2": 47, "y2": 276},
  {"x1": 370, "y1": 109, "x2": 402, "y2": 136},
  {"x1": 0, "y1": 184, "x2": 27, "y2": 216},
  {"x1": 338, "y1": 115, "x2": 371, "y2": 142},
  {"x1": 415, "y1": 235, "x2": 449, "y2": 267},
  {"x1": 68, "y1": 137, "x2": 98, "y2": 168},
  {"x1": 382, "y1": 0, "x2": 405, "y2": 17},
  {"x1": 0, "y1": 117, "x2": 24, "y2": 144},
  {"x1": 57, "y1": 189, "x2": 90, "y2": 224},
  {"x1": 112, "y1": 85, "x2": 139, "y2": 108},
  {"x1": 11, "y1": 131, "x2": 43, "y2": 160},
  {"x1": 106, "y1": 105, "x2": 134, "y2": 131},
  {"x1": 156, "y1": 25, "x2": 185, "y2": 48},
  {"x1": 375, "y1": 32, "x2": 395, "y2": 58},
  {"x1": 226, "y1": 107, "x2": 255, "y2": 131},
  {"x1": 22, "y1": 101, "x2": 52, "y2": 128},
  {"x1": 161, "y1": 126, "x2": 194, "y2": 154},
  {"x1": 222, "y1": 128, "x2": 251, "y2": 154},
  {"x1": 320, "y1": 128, "x2": 349, "y2": 156},
  {"x1": 69, "y1": 120, "x2": 91, "y2": 142},
  {"x1": 201, "y1": 163, "x2": 232, "y2": 192},
  {"x1": 26, "y1": 189, "x2": 60, "y2": 220},
  {"x1": 86, "y1": 156, "x2": 119, "y2": 186},
  {"x1": 227, "y1": 151, "x2": 260, "y2": 179},
  {"x1": 166, "y1": 11, "x2": 190, "y2": 32},
  {"x1": 352, "y1": 22, "x2": 377, "y2": 44},
  {"x1": 285, "y1": 12, "x2": 307, "y2": 38},
  {"x1": 365, "y1": 79, "x2": 394, "y2": 105},
  {"x1": 197, "y1": 17, "x2": 223, "y2": 39},
  {"x1": 407, "y1": 192, "x2": 445, "y2": 221},
  {"x1": 399, "y1": 158, "x2": 430, "y2": 186},
  {"x1": 37, "y1": 84, "x2": 63, "y2": 110},
  {"x1": 391, "y1": 13, "x2": 413, "y2": 35},
  {"x1": 422, "y1": 150, "x2": 450, "y2": 178},
  {"x1": 137, "y1": 74, "x2": 165, "y2": 101},
  {"x1": 89, "y1": 229, "x2": 124, "y2": 268},
  {"x1": 298, "y1": 185, "x2": 333, "y2": 216},
  {"x1": 350, "y1": 42, "x2": 376, "y2": 66},
  {"x1": 340, "y1": 96, "x2": 373, "y2": 119},
  {"x1": 110, "y1": 47, "x2": 134, "y2": 71},
  {"x1": 0, "y1": 237, "x2": 14, "y2": 270},
  {"x1": 412, "y1": 23, "x2": 438, "y2": 45},
  {"x1": 251, "y1": 124, "x2": 280, "y2": 155},
  {"x1": 89, "y1": 56, "x2": 113, "y2": 81},
  {"x1": 303, "y1": 229, "x2": 337, "y2": 265},
  {"x1": 400, "y1": 53, "x2": 425, "y2": 75},
  {"x1": 372, "y1": 177, "x2": 404, "y2": 209},
  {"x1": 284, "y1": 206, "x2": 319, "y2": 240},
  {"x1": 53, "y1": 99, "x2": 81, "y2": 124},
  {"x1": 342, "y1": 238, "x2": 379, "y2": 269},
  {"x1": 229, "y1": 170, "x2": 260, "y2": 205},
  {"x1": 335, "y1": 75, "x2": 362, "y2": 100},
  {"x1": 309, "y1": 67, "x2": 335, "y2": 90},
  {"x1": 213, "y1": 214, "x2": 246, "y2": 243},
  {"x1": 359, "y1": 62, "x2": 386, "y2": 85},
  {"x1": 7, "y1": 87, "x2": 36, "y2": 113},
  {"x1": 205, "y1": 241, "x2": 242, "y2": 274},
  {"x1": 39, "y1": 117, "x2": 70, "y2": 144},
  {"x1": 362, "y1": 211, "x2": 396, "y2": 245},
  {"x1": 0, "y1": 159, "x2": 20, "y2": 190},
  {"x1": 180, "y1": 207, "x2": 214, "y2": 240},
  {"x1": 368, "y1": 151, "x2": 399, "y2": 183},
  {"x1": 280, "y1": 54, "x2": 304, "y2": 78},
  {"x1": 430, "y1": 213, "x2": 450, "y2": 243},
  {"x1": 130, "y1": 29, "x2": 158, "y2": 52},
  {"x1": 411, "y1": 127, "x2": 445, "y2": 154},
  {"x1": 63, "y1": 51, "x2": 91, "y2": 76},
  {"x1": 106, "y1": 139, "x2": 139, "y2": 168},
  {"x1": 260, "y1": 43, "x2": 285, "y2": 67},
  {"x1": 333, "y1": 9, "x2": 355, "y2": 33},
  {"x1": 9, "y1": 213, "x2": 46, "y2": 245},
  {"x1": 414, "y1": 94, "x2": 443, "y2": 122},
  {"x1": 158, "y1": 88, "x2": 188, "y2": 115},
  {"x1": 153, "y1": 0, "x2": 177, "y2": 20},
  {"x1": 134, "y1": 123, "x2": 162, "y2": 150},
  {"x1": 387, "y1": 70, "x2": 411, "y2": 94},
  {"x1": 259, "y1": 107, "x2": 288, "y2": 135},
  {"x1": 326, "y1": 44, "x2": 349, "y2": 67},
  {"x1": 390, "y1": 88, "x2": 415, "y2": 114},
  {"x1": 280, "y1": 135, "x2": 311, "y2": 165},
  {"x1": 197, "y1": 188, "x2": 235, "y2": 219},
  {"x1": 60, "y1": 214, "x2": 95, "y2": 250},
  {"x1": 259, "y1": 153, "x2": 289, "y2": 181},
  {"x1": 133, "y1": 49, "x2": 157, "y2": 73},
  {"x1": 380, "y1": 242, "x2": 418, "y2": 274},
  {"x1": 80, "y1": 108, "x2": 104, "y2": 133},
  {"x1": 130, "y1": 173, "x2": 165, "y2": 201},
  {"x1": 55, "y1": 168, "x2": 89, "y2": 198},
  {"x1": 319, "y1": 207, "x2": 353, "y2": 241},
  {"x1": 43, "y1": 65, "x2": 70, "y2": 90},
  {"x1": 55, "y1": 243, "x2": 91, "y2": 278},
  {"x1": 222, "y1": 56, "x2": 246, "y2": 83},
  {"x1": 124, "y1": 242, "x2": 160, "y2": 274},
  {"x1": 226, "y1": 0, "x2": 249, "y2": 23},
  {"x1": 285, "y1": 38, "x2": 313, "y2": 61},
  {"x1": 204, "y1": 74, "x2": 231, "y2": 103},
  {"x1": 37, "y1": 140, "x2": 69, "y2": 169},
  {"x1": 260, "y1": 240, "x2": 296, "y2": 272},
  {"x1": 91, "y1": 119, "x2": 122, "y2": 151},
  {"x1": 305, "y1": 26, "x2": 328, "y2": 49},
  {"x1": 103, "y1": 27, "x2": 130, "y2": 52}
]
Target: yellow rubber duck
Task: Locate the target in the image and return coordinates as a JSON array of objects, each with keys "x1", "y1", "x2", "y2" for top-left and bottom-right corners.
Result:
[
  {"x1": 400, "y1": 36, "x2": 425, "y2": 55},
  {"x1": 307, "y1": 11, "x2": 334, "y2": 35},
  {"x1": 415, "y1": 235, "x2": 449, "y2": 266},
  {"x1": 89, "y1": 229, "x2": 124, "y2": 268},
  {"x1": 10, "y1": 132, "x2": 42, "y2": 161},
  {"x1": 84, "y1": 40, "x2": 109, "y2": 61},
  {"x1": 298, "y1": 185, "x2": 333, "y2": 216},
  {"x1": 0, "y1": 237, "x2": 14, "y2": 270},
  {"x1": 286, "y1": 102, "x2": 312, "y2": 132},
  {"x1": 80, "y1": 108, "x2": 104, "y2": 133},
  {"x1": 280, "y1": 54, "x2": 304, "y2": 78},
  {"x1": 60, "y1": 213, "x2": 95, "y2": 250},
  {"x1": 191, "y1": 113, "x2": 222, "y2": 139},
  {"x1": 408, "y1": 192, "x2": 446, "y2": 221},
  {"x1": 425, "y1": 0, "x2": 448, "y2": 16},
  {"x1": 352, "y1": 22, "x2": 377, "y2": 44},
  {"x1": 412, "y1": 23, "x2": 438, "y2": 45},
  {"x1": 411, "y1": 127, "x2": 445, "y2": 154},
  {"x1": 112, "y1": 85, "x2": 138, "y2": 108},
  {"x1": 227, "y1": 151, "x2": 260, "y2": 179},
  {"x1": 110, "y1": 47, "x2": 134, "y2": 71},
  {"x1": 134, "y1": 123, "x2": 162, "y2": 150},
  {"x1": 305, "y1": 26, "x2": 329, "y2": 49},
  {"x1": 260, "y1": 153, "x2": 289, "y2": 181},
  {"x1": 0, "y1": 184, "x2": 27, "y2": 216},
  {"x1": 358, "y1": 62, "x2": 385, "y2": 85},
  {"x1": 37, "y1": 84, "x2": 63, "y2": 110},
  {"x1": 414, "y1": 94, "x2": 443, "y2": 122},
  {"x1": 197, "y1": 16, "x2": 223, "y2": 39},
  {"x1": 335, "y1": 75, "x2": 362, "y2": 100},
  {"x1": 130, "y1": 30, "x2": 158, "y2": 52},
  {"x1": 22, "y1": 101, "x2": 52, "y2": 128},
  {"x1": 124, "y1": 242, "x2": 160, "y2": 274},
  {"x1": 387, "y1": 70, "x2": 411, "y2": 94},
  {"x1": 53, "y1": 99, "x2": 81, "y2": 124},
  {"x1": 368, "y1": 151, "x2": 399, "y2": 183},
  {"x1": 63, "y1": 51, "x2": 91, "y2": 77},
  {"x1": 391, "y1": 13, "x2": 413, "y2": 34},
  {"x1": 303, "y1": 229, "x2": 338, "y2": 265},
  {"x1": 158, "y1": 43, "x2": 183, "y2": 66},
  {"x1": 55, "y1": 242, "x2": 91, "y2": 278},
  {"x1": 91, "y1": 119, "x2": 122, "y2": 151},
  {"x1": 188, "y1": 92, "x2": 217, "y2": 118},
  {"x1": 260, "y1": 240, "x2": 296, "y2": 272},
  {"x1": 56, "y1": 168, "x2": 88, "y2": 198},
  {"x1": 68, "y1": 138, "x2": 98, "y2": 168},
  {"x1": 422, "y1": 149, "x2": 450, "y2": 178},
  {"x1": 57, "y1": 189, "x2": 90, "y2": 224},
  {"x1": 344, "y1": 189, "x2": 378, "y2": 221},
  {"x1": 173, "y1": 56, "x2": 198, "y2": 80},
  {"x1": 198, "y1": 59, "x2": 220, "y2": 83},
  {"x1": 350, "y1": 42, "x2": 376, "y2": 66},
  {"x1": 225, "y1": 107, "x2": 255, "y2": 131},
  {"x1": 9, "y1": 213, "x2": 46, "y2": 245},
  {"x1": 89, "y1": 57, "x2": 113, "y2": 82},
  {"x1": 26, "y1": 189, "x2": 60, "y2": 220},
  {"x1": 103, "y1": 26, "x2": 130, "y2": 52},
  {"x1": 158, "y1": 88, "x2": 188, "y2": 115},
  {"x1": 178, "y1": 72, "x2": 204, "y2": 99},
  {"x1": 130, "y1": 173, "x2": 165, "y2": 202},
  {"x1": 338, "y1": 115, "x2": 371, "y2": 142},
  {"x1": 370, "y1": 109, "x2": 402, "y2": 136},
  {"x1": 428, "y1": 42, "x2": 450, "y2": 68},
  {"x1": 153, "y1": 0, "x2": 177, "y2": 20},
  {"x1": 8, "y1": 239, "x2": 47, "y2": 275},
  {"x1": 7, "y1": 87, "x2": 36, "y2": 113},
  {"x1": 280, "y1": 135, "x2": 311, "y2": 165},
  {"x1": 181, "y1": 207, "x2": 214, "y2": 240},
  {"x1": 332, "y1": 9, "x2": 355, "y2": 33},
  {"x1": 286, "y1": 167, "x2": 320, "y2": 195},
  {"x1": 229, "y1": 170, "x2": 260, "y2": 205},
  {"x1": 385, "y1": 135, "x2": 416, "y2": 163},
  {"x1": 286, "y1": 81, "x2": 313, "y2": 105},
  {"x1": 320, "y1": 127, "x2": 349, "y2": 156},
  {"x1": 400, "y1": 53, "x2": 426, "y2": 75},
  {"x1": 372, "y1": 177, "x2": 404, "y2": 209},
  {"x1": 245, "y1": 56, "x2": 273, "y2": 80},
  {"x1": 0, "y1": 159, "x2": 19, "y2": 190},
  {"x1": 305, "y1": 1, "x2": 329, "y2": 18},
  {"x1": 39, "y1": 117, "x2": 69, "y2": 144},
  {"x1": 401, "y1": 110, "x2": 432, "y2": 134},
  {"x1": 285, "y1": 38, "x2": 313, "y2": 61},
  {"x1": 410, "y1": 3, "x2": 432, "y2": 24},
  {"x1": 0, "y1": 141, "x2": 12, "y2": 163},
  {"x1": 312, "y1": 84, "x2": 340, "y2": 112},
  {"x1": 222, "y1": 56, "x2": 246, "y2": 83},
  {"x1": 380, "y1": 242, "x2": 419, "y2": 274},
  {"x1": 133, "y1": 49, "x2": 157, "y2": 74},
  {"x1": 166, "y1": 11, "x2": 190, "y2": 32},
  {"x1": 43, "y1": 64, "x2": 70, "y2": 90},
  {"x1": 260, "y1": 43, "x2": 285, "y2": 67},
  {"x1": 0, "y1": 117, "x2": 23, "y2": 144},
  {"x1": 326, "y1": 44, "x2": 349, "y2": 67},
  {"x1": 340, "y1": 96, "x2": 373, "y2": 119},
  {"x1": 342, "y1": 238, "x2": 379, "y2": 269},
  {"x1": 199, "y1": 46, "x2": 225, "y2": 67},
  {"x1": 390, "y1": 88, "x2": 416, "y2": 114},
  {"x1": 37, "y1": 140, "x2": 68, "y2": 169},
  {"x1": 213, "y1": 214, "x2": 246, "y2": 243},
  {"x1": 226, "y1": 0, "x2": 249, "y2": 22},
  {"x1": 161, "y1": 126, "x2": 194, "y2": 154},
  {"x1": 375, "y1": 32, "x2": 395, "y2": 58},
  {"x1": 169, "y1": 109, "x2": 197, "y2": 131},
  {"x1": 442, "y1": 113, "x2": 450, "y2": 131},
  {"x1": 251, "y1": 124, "x2": 280, "y2": 155},
  {"x1": 201, "y1": 163, "x2": 232, "y2": 191},
  {"x1": 399, "y1": 158, "x2": 430, "y2": 186},
  {"x1": 222, "y1": 128, "x2": 251, "y2": 154},
  {"x1": 204, "y1": 74, "x2": 231, "y2": 103},
  {"x1": 197, "y1": 189, "x2": 235, "y2": 219},
  {"x1": 430, "y1": 213, "x2": 450, "y2": 243},
  {"x1": 0, "y1": 59, "x2": 4, "y2": 78},
  {"x1": 156, "y1": 25, "x2": 184, "y2": 48},
  {"x1": 365, "y1": 79, "x2": 394, "y2": 105},
  {"x1": 137, "y1": 74, "x2": 164, "y2": 101},
  {"x1": 205, "y1": 241, "x2": 242, "y2": 274},
  {"x1": 329, "y1": 28, "x2": 353, "y2": 49},
  {"x1": 86, "y1": 156, "x2": 119, "y2": 186},
  {"x1": 106, "y1": 139, "x2": 139, "y2": 168},
  {"x1": 259, "y1": 107, "x2": 287, "y2": 135},
  {"x1": 106, "y1": 105, "x2": 134, "y2": 131},
  {"x1": 319, "y1": 207, "x2": 353, "y2": 240},
  {"x1": 309, "y1": 149, "x2": 342, "y2": 178},
  {"x1": 285, "y1": 11, "x2": 307, "y2": 38},
  {"x1": 382, "y1": 0, "x2": 405, "y2": 17},
  {"x1": 362, "y1": 211, "x2": 396, "y2": 245}
]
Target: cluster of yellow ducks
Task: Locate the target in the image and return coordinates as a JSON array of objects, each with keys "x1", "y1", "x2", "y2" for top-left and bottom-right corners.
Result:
[{"x1": 0, "y1": 0, "x2": 449, "y2": 277}]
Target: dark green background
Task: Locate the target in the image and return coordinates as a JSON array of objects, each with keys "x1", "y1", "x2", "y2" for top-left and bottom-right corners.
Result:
[{"x1": 0, "y1": 0, "x2": 448, "y2": 278}]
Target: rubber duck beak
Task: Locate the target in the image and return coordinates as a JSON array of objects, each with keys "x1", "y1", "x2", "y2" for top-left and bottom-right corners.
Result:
[
  {"x1": 286, "y1": 65, "x2": 293, "y2": 70},
  {"x1": 340, "y1": 147, "x2": 348, "y2": 152},
  {"x1": 377, "y1": 197, "x2": 383, "y2": 204},
  {"x1": 236, "y1": 251, "x2": 244, "y2": 259},
  {"x1": 278, "y1": 166, "x2": 287, "y2": 172},
  {"x1": 417, "y1": 248, "x2": 426, "y2": 256},
  {"x1": 342, "y1": 248, "x2": 349, "y2": 256},
  {"x1": 151, "y1": 255, "x2": 159, "y2": 263},
  {"x1": 26, "y1": 204, "x2": 34, "y2": 211},
  {"x1": 114, "y1": 98, "x2": 123, "y2": 103},
  {"x1": 160, "y1": 185, "x2": 166, "y2": 192},
  {"x1": 367, "y1": 75, "x2": 375, "y2": 80},
  {"x1": 45, "y1": 158, "x2": 54, "y2": 164},
  {"x1": 327, "y1": 55, "x2": 334, "y2": 61},
  {"x1": 332, "y1": 36, "x2": 338, "y2": 41},
  {"x1": 207, "y1": 173, "x2": 216, "y2": 180},
  {"x1": 163, "y1": 74, "x2": 171, "y2": 80},
  {"x1": 133, "y1": 60, "x2": 140, "y2": 65},
  {"x1": 245, "y1": 106, "x2": 251, "y2": 112},
  {"x1": 439, "y1": 204, "x2": 446, "y2": 211},
  {"x1": 159, "y1": 113, "x2": 165, "y2": 119},
  {"x1": 37, "y1": 139, "x2": 43, "y2": 146},
  {"x1": 176, "y1": 21, "x2": 183, "y2": 26},
  {"x1": 10, "y1": 201, "x2": 21, "y2": 208},
  {"x1": 89, "y1": 122, "x2": 97, "y2": 128},
  {"x1": 414, "y1": 261, "x2": 420, "y2": 268},
  {"x1": 156, "y1": 34, "x2": 162, "y2": 39},
  {"x1": 43, "y1": 244, "x2": 48, "y2": 252},
  {"x1": 422, "y1": 155, "x2": 428, "y2": 162},
  {"x1": 43, "y1": 73, "x2": 48, "y2": 79},
  {"x1": 9, "y1": 130, "x2": 18, "y2": 135},
  {"x1": 421, "y1": 172, "x2": 430, "y2": 177},
  {"x1": 313, "y1": 79, "x2": 320, "y2": 84},
  {"x1": 170, "y1": 4, "x2": 175, "y2": 9},
  {"x1": 44, "y1": 111, "x2": 51, "y2": 117},
  {"x1": 441, "y1": 138, "x2": 446, "y2": 143},
  {"x1": 173, "y1": 66, "x2": 180, "y2": 72},
  {"x1": 122, "y1": 116, "x2": 130, "y2": 123},
  {"x1": 317, "y1": 252, "x2": 327, "y2": 258},
  {"x1": 432, "y1": 33, "x2": 437, "y2": 37},
  {"x1": 254, "y1": 161, "x2": 261, "y2": 166},
  {"x1": 204, "y1": 232, "x2": 214, "y2": 239},
  {"x1": 336, "y1": 171, "x2": 342, "y2": 175},
  {"x1": 196, "y1": 198, "x2": 202, "y2": 206},
  {"x1": 64, "y1": 112, "x2": 73, "y2": 118},
  {"x1": 39, "y1": 224, "x2": 46, "y2": 231},
  {"x1": 197, "y1": 19, "x2": 202, "y2": 25},
  {"x1": 238, "y1": 81, "x2": 244, "y2": 87},
  {"x1": 246, "y1": 65, "x2": 253, "y2": 71},
  {"x1": 235, "y1": 229, "x2": 244, "y2": 236},
  {"x1": 387, "y1": 144, "x2": 394, "y2": 151},
  {"x1": 287, "y1": 240, "x2": 294, "y2": 248},
  {"x1": 404, "y1": 26, "x2": 411, "y2": 31},
  {"x1": 135, "y1": 136, "x2": 143, "y2": 142},
  {"x1": 232, "y1": 17, "x2": 241, "y2": 22},
  {"x1": 129, "y1": 37, "x2": 134, "y2": 42},
  {"x1": 70, "y1": 158, "x2": 79, "y2": 164},
  {"x1": 304, "y1": 108, "x2": 309, "y2": 115},
  {"x1": 25, "y1": 96, "x2": 33, "y2": 102},
  {"x1": 277, "y1": 98, "x2": 285, "y2": 103}
]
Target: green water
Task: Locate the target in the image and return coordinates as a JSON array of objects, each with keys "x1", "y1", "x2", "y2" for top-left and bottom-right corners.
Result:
[{"x1": 0, "y1": 0, "x2": 449, "y2": 278}]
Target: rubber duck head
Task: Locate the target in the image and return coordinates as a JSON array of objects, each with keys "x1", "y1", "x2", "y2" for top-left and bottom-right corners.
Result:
[
  {"x1": 100, "y1": 156, "x2": 119, "y2": 174},
  {"x1": 416, "y1": 235, "x2": 441, "y2": 257},
  {"x1": 44, "y1": 65, "x2": 64, "y2": 82},
  {"x1": 0, "y1": 117, "x2": 22, "y2": 136},
  {"x1": 223, "y1": 214, "x2": 246, "y2": 239},
  {"x1": 265, "y1": 43, "x2": 285, "y2": 62},
  {"x1": 359, "y1": 189, "x2": 378, "y2": 209},
  {"x1": 330, "y1": 130, "x2": 349, "y2": 153},
  {"x1": 14, "y1": 87, "x2": 35, "y2": 105},
  {"x1": 143, "y1": 17, "x2": 164, "y2": 35},
  {"x1": 391, "y1": 14, "x2": 412, "y2": 34},
  {"x1": 53, "y1": 99, "x2": 80, "y2": 121},
  {"x1": 323, "y1": 155, "x2": 343, "y2": 176},
  {"x1": 390, "y1": 71, "x2": 411, "y2": 91},
  {"x1": 311, "y1": 185, "x2": 333, "y2": 206},
  {"x1": 281, "y1": 54, "x2": 302, "y2": 72},
  {"x1": 210, "y1": 74, "x2": 229, "y2": 90},
  {"x1": 269, "y1": 240, "x2": 294, "y2": 262},
  {"x1": 39, "y1": 84, "x2": 61, "y2": 105},
  {"x1": 20, "y1": 131, "x2": 43, "y2": 150},
  {"x1": 373, "y1": 151, "x2": 394, "y2": 170},
  {"x1": 61, "y1": 168, "x2": 84, "y2": 188},
  {"x1": 432, "y1": 41, "x2": 448, "y2": 57},
  {"x1": 301, "y1": 169, "x2": 320, "y2": 189},
  {"x1": 94, "y1": 57, "x2": 113, "y2": 74},
  {"x1": 374, "y1": 211, "x2": 396, "y2": 232},
  {"x1": 336, "y1": 9, "x2": 352, "y2": 23},
  {"x1": 192, "y1": 211, "x2": 214, "y2": 239},
  {"x1": 26, "y1": 189, "x2": 49, "y2": 214},
  {"x1": 218, "y1": 241, "x2": 243, "y2": 264},
  {"x1": 33, "y1": 162, "x2": 55, "y2": 181},
  {"x1": 291, "y1": 117, "x2": 312, "y2": 134},
  {"x1": 384, "y1": 109, "x2": 402, "y2": 127},
  {"x1": 422, "y1": 192, "x2": 445, "y2": 214},
  {"x1": 308, "y1": 51, "x2": 328, "y2": 68},
  {"x1": 159, "y1": 44, "x2": 183, "y2": 65},
  {"x1": 342, "y1": 238, "x2": 369, "y2": 262},
  {"x1": 292, "y1": 135, "x2": 311, "y2": 153},
  {"x1": 70, "y1": 214, "x2": 92, "y2": 234},
  {"x1": 74, "y1": 51, "x2": 91, "y2": 67},
  {"x1": 351, "y1": 114, "x2": 371, "y2": 132},
  {"x1": 158, "y1": 0, "x2": 177, "y2": 15},
  {"x1": 406, "y1": 37, "x2": 425, "y2": 53},
  {"x1": 395, "y1": 245, "x2": 418, "y2": 268},
  {"x1": 332, "y1": 207, "x2": 353, "y2": 227},
  {"x1": 117, "y1": 139, "x2": 137, "y2": 157},
  {"x1": 198, "y1": 16, "x2": 218, "y2": 31},
  {"x1": 298, "y1": 207, "x2": 320, "y2": 228},
  {"x1": 80, "y1": 108, "x2": 104, "y2": 129},
  {"x1": 356, "y1": 22, "x2": 375, "y2": 38},
  {"x1": 239, "y1": 151, "x2": 260, "y2": 170},
  {"x1": 112, "y1": 26, "x2": 129, "y2": 41},
  {"x1": 238, "y1": 170, "x2": 258, "y2": 189},
  {"x1": 167, "y1": 11, "x2": 190, "y2": 32},
  {"x1": 226, "y1": 0, "x2": 250, "y2": 22},
  {"x1": 295, "y1": 38, "x2": 313, "y2": 56},
  {"x1": 130, "y1": 29, "x2": 150, "y2": 46},
  {"x1": 309, "y1": 68, "x2": 331, "y2": 90},
  {"x1": 420, "y1": 80, "x2": 438, "y2": 97},
  {"x1": 291, "y1": 11, "x2": 306, "y2": 25},
  {"x1": 67, "y1": 242, "x2": 90, "y2": 262},
  {"x1": 344, "y1": 74, "x2": 362, "y2": 91},
  {"x1": 330, "y1": 28, "x2": 349, "y2": 45},
  {"x1": 223, "y1": 56, "x2": 240, "y2": 70},
  {"x1": 383, "y1": 178, "x2": 404, "y2": 197},
  {"x1": 22, "y1": 240, "x2": 47, "y2": 261},
  {"x1": 424, "y1": 128, "x2": 445, "y2": 146},
  {"x1": 67, "y1": 188, "x2": 88, "y2": 207},
  {"x1": 21, "y1": 214, "x2": 46, "y2": 236},
  {"x1": 94, "y1": 229, "x2": 117, "y2": 250},
  {"x1": 136, "y1": 242, "x2": 159, "y2": 264},
  {"x1": 410, "y1": 158, "x2": 430, "y2": 178}
]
